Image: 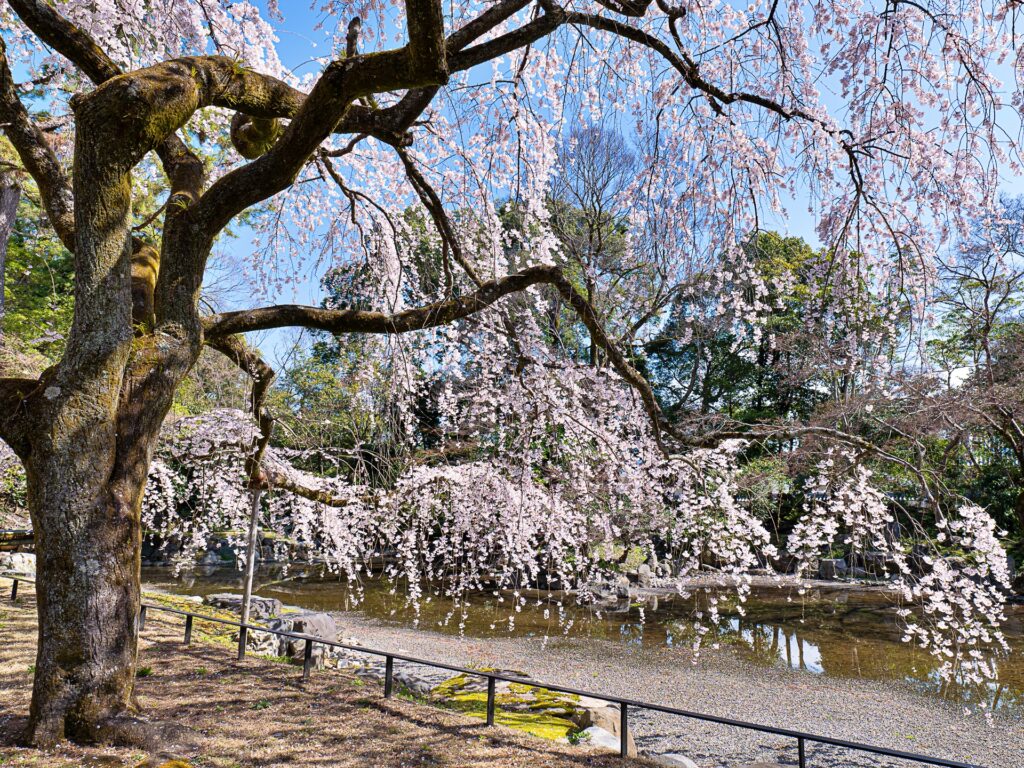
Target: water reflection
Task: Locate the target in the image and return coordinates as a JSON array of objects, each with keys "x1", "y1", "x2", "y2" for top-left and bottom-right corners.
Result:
[{"x1": 142, "y1": 565, "x2": 1024, "y2": 716}]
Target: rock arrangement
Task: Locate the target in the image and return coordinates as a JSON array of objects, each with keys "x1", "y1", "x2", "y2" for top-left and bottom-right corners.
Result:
[
  {"x1": 204, "y1": 592, "x2": 282, "y2": 620},
  {"x1": 0, "y1": 551, "x2": 35, "y2": 575}
]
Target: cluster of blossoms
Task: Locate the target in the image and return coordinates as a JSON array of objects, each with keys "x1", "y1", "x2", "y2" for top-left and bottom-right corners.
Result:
[
  {"x1": 898, "y1": 506, "x2": 1012, "y2": 697},
  {"x1": 140, "y1": 406, "x2": 775, "y2": 646},
  {"x1": 788, "y1": 453, "x2": 1012, "y2": 695}
]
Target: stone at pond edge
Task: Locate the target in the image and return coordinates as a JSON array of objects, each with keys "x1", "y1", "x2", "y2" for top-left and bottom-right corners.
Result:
[
  {"x1": 818, "y1": 558, "x2": 847, "y2": 580},
  {"x1": 572, "y1": 704, "x2": 638, "y2": 756},
  {"x1": 238, "y1": 611, "x2": 339, "y2": 669},
  {"x1": 285, "y1": 611, "x2": 339, "y2": 667},
  {"x1": 247, "y1": 617, "x2": 293, "y2": 656}
]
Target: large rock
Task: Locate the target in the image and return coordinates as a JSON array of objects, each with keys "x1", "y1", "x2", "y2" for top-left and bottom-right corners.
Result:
[
  {"x1": 653, "y1": 754, "x2": 700, "y2": 768},
  {"x1": 241, "y1": 611, "x2": 338, "y2": 669},
  {"x1": 203, "y1": 592, "x2": 282, "y2": 620},
  {"x1": 580, "y1": 725, "x2": 637, "y2": 757},
  {"x1": 817, "y1": 558, "x2": 847, "y2": 580},
  {"x1": 573, "y1": 704, "x2": 637, "y2": 756},
  {"x1": 613, "y1": 575, "x2": 631, "y2": 598},
  {"x1": 771, "y1": 551, "x2": 801, "y2": 574},
  {"x1": 283, "y1": 611, "x2": 338, "y2": 668},
  {"x1": 291, "y1": 611, "x2": 338, "y2": 641},
  {"x1": 636, "y1": 563, "x2": 653, "y2": 587},
  {"x1": 0, "y1": 551, "x2": 35, "y2": 575},
  {"x1": 1012, "y1": 569, "x2": 1024, "y2": 597},
  {"x1": 858, "y1": 550, "x2": 896, "y2": 577},
  {"x1": 248, "y1": 617, "x2": 293, "y2": 656}
]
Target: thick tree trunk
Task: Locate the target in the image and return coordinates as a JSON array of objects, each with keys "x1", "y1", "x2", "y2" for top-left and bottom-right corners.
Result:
[
  {"x1": 23, "y1": 354, "x2": 188, "y2": 747},
  {"x1": 25, "y1": 450, "x2": 144, "y2": 745},
  {"x1": 21, "y1": 356, "x2": 181, "y2": 748}
]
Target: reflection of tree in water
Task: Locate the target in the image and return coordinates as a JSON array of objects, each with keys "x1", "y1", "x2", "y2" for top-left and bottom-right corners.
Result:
[{"x1": 707, "y1": 608, "x2": 1022, "y2": 713}]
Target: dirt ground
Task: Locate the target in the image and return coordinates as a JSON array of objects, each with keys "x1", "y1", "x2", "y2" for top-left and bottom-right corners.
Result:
[{"x1": 0, "y1": 580, "x2": 651, "y2": 768}]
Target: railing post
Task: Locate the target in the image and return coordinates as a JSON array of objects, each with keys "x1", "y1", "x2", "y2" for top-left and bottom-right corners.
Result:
[
  {"x1": 620, "y1": 703, "x2": 629, "y2": 758},
  {"x1": 138, "y1": 605, "x2": 147, "y2": 631},
  {"x1": 184, "y1": 614, "x2": 194, "y2": 646},
  {"x1": 302, "y1": 638, "x2": 314, "y2": 681},
  {"x1": 10, "y1": 578, "x2": 17, "y2": 602},
  {"x1": 384, "y1": 655, "x2": 394, "y2": 698},
  {"x1": 485, "y1": 676, "x2": 496, "y2": 726},
  {"x1": 237, "y1": 626, "x2": 248, "y2": 660},
  {"x1": 798, "y1": 736, "x2": 806, "y2": 768}
]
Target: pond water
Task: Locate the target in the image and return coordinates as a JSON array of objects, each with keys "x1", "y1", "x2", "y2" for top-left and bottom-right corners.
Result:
[{"x1": 142, "y1": 564, "x2": 1024, "y2": 717}]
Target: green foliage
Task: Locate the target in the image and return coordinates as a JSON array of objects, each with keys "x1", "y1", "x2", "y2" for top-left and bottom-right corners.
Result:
[
  {"x1": 171, "y1": 347, "x2": 250, "y2": 416},
  {"x1": 2, "y1": 194, "x2": 74, "y2": 362},
  {"x1": 648, "y1": 232, "x2": 829, "y2": 422}
]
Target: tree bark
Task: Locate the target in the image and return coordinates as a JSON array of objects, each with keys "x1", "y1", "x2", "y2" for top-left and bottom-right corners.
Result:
[
  {"x1": 26, "y1": 448, "x2": 144, "y2": 744},
  {"x1": 0, "y1": 0, "x2": 680, "y2": 748},
  {"x1": 23, "y1": 342, "x2": 192, "y2": 746}
]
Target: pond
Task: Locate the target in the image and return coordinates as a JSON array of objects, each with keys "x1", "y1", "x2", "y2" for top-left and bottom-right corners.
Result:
[{"x1": 142, "y1": 564, "x2": 1024, "y2": 717}]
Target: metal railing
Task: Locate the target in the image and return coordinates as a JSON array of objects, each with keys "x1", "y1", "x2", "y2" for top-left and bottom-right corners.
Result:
[{"x1": 2, "y1": 575, "x2": 984, "y2": 768}]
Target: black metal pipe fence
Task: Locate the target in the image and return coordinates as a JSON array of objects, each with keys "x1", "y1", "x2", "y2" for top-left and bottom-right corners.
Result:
[{"x1": 2, "y1": 575, "x2": 984, "y2": 768}]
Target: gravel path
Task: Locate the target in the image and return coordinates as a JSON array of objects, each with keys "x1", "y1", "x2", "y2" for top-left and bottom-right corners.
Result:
[{"x1": 328, "y1": 611, "x2": 1023, "y2": 768}]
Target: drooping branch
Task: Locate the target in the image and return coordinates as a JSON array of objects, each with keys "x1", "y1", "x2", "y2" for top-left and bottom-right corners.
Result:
[
  {"x1": 203, "y1": 335, "x2": 275, "y2": 482},
  {"x1": 0, "y1": 40, "x2": 74, "y2": 250},
  {"x1": 397, "y1": 148, "x2": 481, "y2": 287},
  {"x1": 561, "y1": 8, "x2": 859, "y2": 153},
  {"x1": 202, "y1": 264, "x2": 668, "y2": 447},
  {"x1": 204, "y1": 335, "x2": 364, "y2": 507}
]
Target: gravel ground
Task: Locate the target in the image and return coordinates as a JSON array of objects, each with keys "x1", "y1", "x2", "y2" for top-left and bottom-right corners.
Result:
[{"x1": 328, "y1": 611, "x2": 1023, "y2": 768}]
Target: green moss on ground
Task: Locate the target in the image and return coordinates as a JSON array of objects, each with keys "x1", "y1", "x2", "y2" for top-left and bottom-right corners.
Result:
[{"x1": 432, "y1": 672, "x2": 583, "y2": 741}]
